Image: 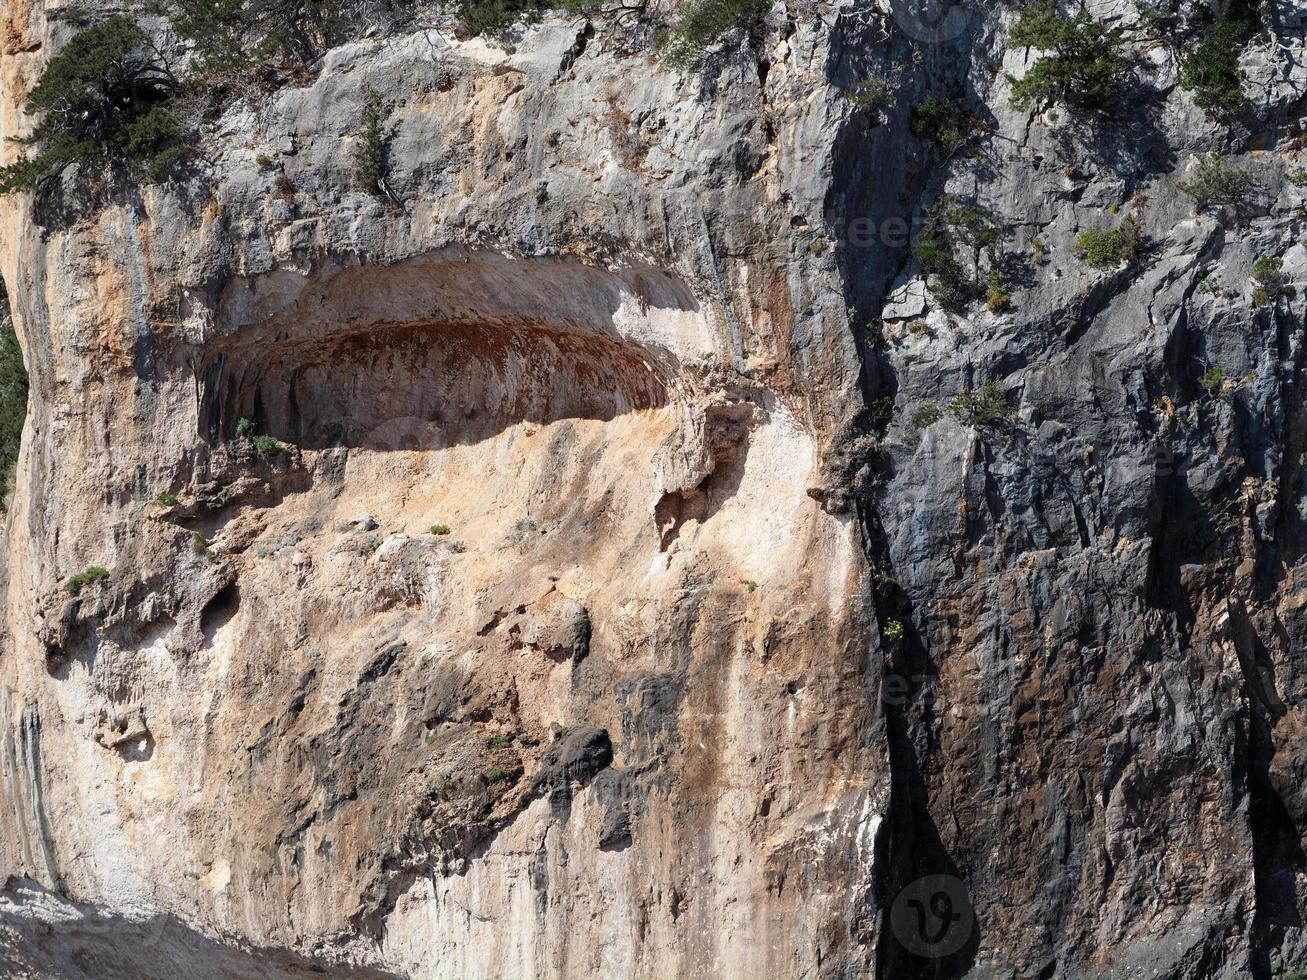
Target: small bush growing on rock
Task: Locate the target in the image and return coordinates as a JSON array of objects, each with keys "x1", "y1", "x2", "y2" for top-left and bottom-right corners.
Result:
[
  {"x1": 1136, "y1": 6, "x2": 1179, "y2": 39},
  {"x1": 911, "y1": 405, "x2": 943, "y2": 429},
  {"x1": 869, "y1": 395, "x2": 893, "y2": 428},
  {"x1": 485, "y1": 766, "x2": 509, "y2": 784},
  {"x1": 662, "y1": 0, "x2": 770, "y2": 67},
  {"x1": 455, "y1": 0, "x2": 521, "y2": 35},
  {"x1": 453, "y1": 0, "x2": 605, "y2": 37},
  {"x1": 0, "y1": 299, "x2": 27, "y2": 505},
  {"x1": 942, "y1": 200, "x2": 1002, "y2": 253},
  {"x1": 487, "y1": 734, "x2": 513, "y2": 748},
  {"x1": 911, "y1": 226, "x2": 958, "y2": 275},
  {"x1": 453, "y1": 0, "x2": 570, "y2": 36},
  {"x1": 191, "y1": 531, "x2": 212, "y2": 557},
  {"x1": 162, "y1": 0, "x2": 348, "y2": 83},
  {"x1": 1199, "y1": 367, "x2": 1224, "y2": 395},
  {"x1": 1253, "y1": 256, "x2": 1284, "y2": 286},
  {"x1": 252, "y1": 434, "x2": 281, "y2": 456},
  {"x1": 985, "y1": 273, "x2": 1012, "y2": 312},
  {"x1": 67, "y1": 566, "x2": 110, "y2": 595},
  {"x1": 508, "y1": 516, "x2": 540, "y2": 544},
  {"x1": 1006, "y1": 3, "x2": 1132, "y2": 112},
  {"x1": 1252, "y1": 256, "x2": 1285, "y2": 306},
  {"x1": 430, "y1": 524, "x2": 452, "y2": 536},
  {"x1": 233, "y1": 417, "x2": 281, "y2": 456},
  {"x1": 0, "y1": 15, "x2": 183, "y2": 193},
  {"x1": 1288, "y1": 168, "x2": 1307, "y2": 188},
  {"x1": 1179, "y1": 152, "x2": 1257, "y2": 211},
  {"x1": 912, "y1": 197, "x2": 1005, "y2": 313},
  {"x1": 353, "y1": 89, "x2": 388, "y2": 198},
  {"x1": 911, "y1": 96, "x2": 971, "y2": 151},
  {"x1": 948, "y1": 381, "x2": 1009, "y2": 427},
  {"x1": 847, "y1": 75, "x2": 893, "y2": 114},
  {"x1": 1180, "y1": 13, "x2": 1256, "y2": 116},
  {"x1": 156, "y1": 491, "x2": 178, "y2": 507},
  {"x1": 912, "y1": 227, "x2": 972, "y2": 313},
  {"x1": 1074, "y1": 215, "x2": 1142, "y2": 270},
  {"x1": 883, "y1": 619, "x2": 905, "y2": 642}
]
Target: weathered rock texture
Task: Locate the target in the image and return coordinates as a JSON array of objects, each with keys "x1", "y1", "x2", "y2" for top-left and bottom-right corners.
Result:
[{"x1": 0, "y1": 0, "x2": 1306, "y2": 977}]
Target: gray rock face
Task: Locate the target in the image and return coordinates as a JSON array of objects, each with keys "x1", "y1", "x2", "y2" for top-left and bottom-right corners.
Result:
[{"x1": 0, "y1": 0, "x2": 1306, "y2": 977}]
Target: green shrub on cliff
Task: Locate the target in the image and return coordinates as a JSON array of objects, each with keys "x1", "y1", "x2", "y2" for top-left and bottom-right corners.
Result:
[
  {"x1": 67, "y1": 566, "x2": 110, "y2": 595},
  {"x1": 661, "y1": 0, "x2": 770, "y2": 67},
  {"x1": 454, "y1": 0, "x2": 597, "y2": 36},
  {"x1": 948, "y1": 382, "x2": 1009, "y2": 426},
  {"x1": 161, "y1": 0, "x2": 345, "y2": 81},
  {"x1": 0, "y1": 294, "x2": 27, "y2": 505},
  {"x1": 1252, "y1": 256, "x2": 1284, "y2": 288},
  {"x1": 1074, "y1": 214, "x2": 1142, "y2": 270},
  {"x1": 353, "y1": 89, "x2": 388, "y2": 197},
  {"x1": 911, "y1": 196, "x2": 1005, "y2": 313},
  {"x1": 985, "y1": 272, "x2": 1012, "y2": 312},
  {"x1": 1252, "y1": 255, "x2": 1285, "y2": 306},
  {"x1": 252, "y1": 434, "x2": 281, "y2": 456},
  {"x1": 0, "y1": 15, "x2": 184, "y2": 193},
  {"x1": 910, "y1": 405, "x2": 942, "y2": 429},
  {"x1": 1178, "y1": 152, "x2": 1258, "y2": 211},
  {"x1": 455, "y1": 0, "x2": 540, "y2": 35},
  {"x1": 911, "y1": 96, "x2": 971, "y2": 151},
  {"x1": 1180, "y1": 16, "x2": 1255, "y2": 116},
  {"x1": 1006, "y1": 2, "x2": 1132, "y2": 112},
  {"x1": 912, "y1": 225, "x2": 972, "y2": 313}
]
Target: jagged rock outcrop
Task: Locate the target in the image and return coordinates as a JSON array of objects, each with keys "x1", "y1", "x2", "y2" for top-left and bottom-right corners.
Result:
[{"x1": 0, "y1": 0, "x2": 1305, "y2": 978}]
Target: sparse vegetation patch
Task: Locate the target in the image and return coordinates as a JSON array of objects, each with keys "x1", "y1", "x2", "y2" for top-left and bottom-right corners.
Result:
[
  {"x1": 911, "y1": 405, "x2": 943, "y2": 429},
  {"x1": 911, "y1": 96, "x2": 971, "y2": 151},
  {"x1": 0, "y1": 296, "x2": 27, "y2": 504},
  {"x1": 1252, "y1": 255, "x2": 1285, "y2": 306},
  {"x1": 661, "y1": 0, "x2": 770, "y2": 67},
  {"x1": 67, "y1": 566, "x2": 110, "y2": 595},
  {"x1": 353, "y1": 89, "x2": 388, "y2": 197},
  {"x1": 912, "y1": 196, "x2": 1005, "y2": 314},
  {"x1": 0, "y1": 15, "x2": 184, "y2": 192},
  {"x1": 1006, "y1": 3, "x2": 1132, "y2": 112},
  {"x1": 1074, "y1": 215, "x2": 1142, "y2": 270},
  {"x1": 847, "y1": 75, "x2": 893, "y2": 114},
  {"x1": 948, "y1": 382, "x2": 1010, "y2": 427},
  {"x1": 1180, "y1": 11, "x2": 1256, "y2": 116},
  {"x1": 160, "y1": 0, "x2": 351, "y2": 85},
  {"x1": 1179, "y1": 152, "x2": 1257, "y2": 211}
]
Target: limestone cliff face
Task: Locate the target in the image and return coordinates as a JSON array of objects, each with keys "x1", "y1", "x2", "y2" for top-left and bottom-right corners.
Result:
[{"x1": 0, "y1": 0, "x2": 1306, "y2": 978}]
